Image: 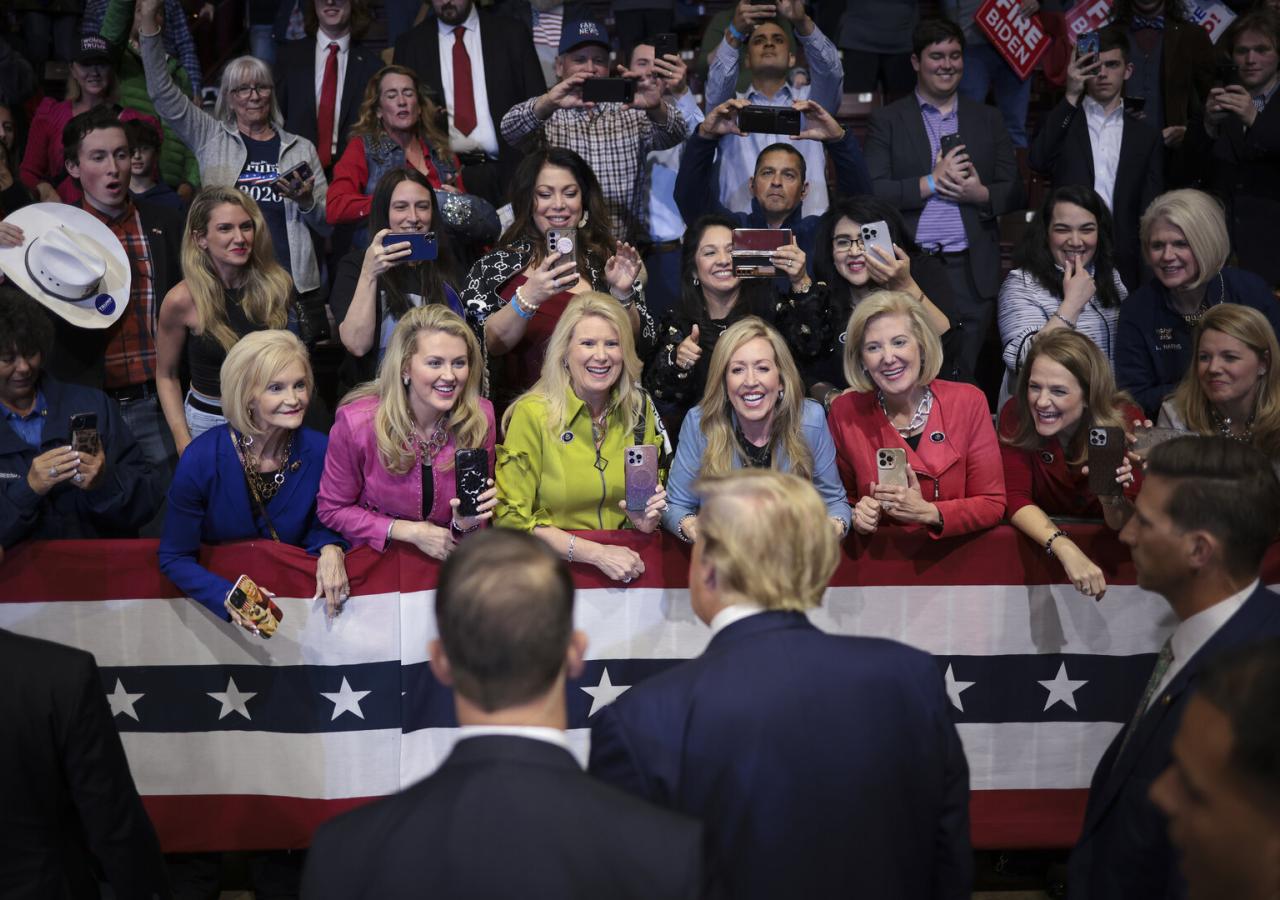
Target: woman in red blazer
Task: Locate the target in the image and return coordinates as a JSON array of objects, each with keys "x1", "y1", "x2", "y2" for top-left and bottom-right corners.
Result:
[{"x1": 828, "y1": 291, "x2": 1006, "y2": 538}]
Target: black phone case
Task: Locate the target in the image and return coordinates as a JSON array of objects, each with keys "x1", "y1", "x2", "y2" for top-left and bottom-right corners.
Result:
[
  {"x1": 939, "y1": 133, "x2": 964, "y2": 156},
  {"x1": 1087, "y1": 427, "x2": 1126, "y2": 497},
  {"x1": 582, "y1": 78, "x2": 635, "y2": 103},
  {"x1": 737, "y1": 105, "x2": 802, "y2": 136},
  {"x1": 455, "y1": 448, "x2": 488, "y2": 518},
  {"x1": 652, "y1": 33, "x2": 679, "y2": 59}
]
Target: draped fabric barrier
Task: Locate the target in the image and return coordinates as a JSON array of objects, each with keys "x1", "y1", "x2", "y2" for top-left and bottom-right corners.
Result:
[{"x1": 4, "y1": 528, "x2": 1277, "y2": 853}]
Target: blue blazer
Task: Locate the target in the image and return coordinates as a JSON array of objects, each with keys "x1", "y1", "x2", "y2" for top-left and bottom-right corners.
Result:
[
  {"x1": 661, "y1": 398, "x2": 851, "y2": 534},
  {"x1": 158, "y1": 425, "x2": 344, "y2": 615},
  {"x1": 1068, "y1": 584, "x2": 1280, "y2": 900},
  {"x1": 588, "y1": 610, "x2": 973, "y2": 900}
]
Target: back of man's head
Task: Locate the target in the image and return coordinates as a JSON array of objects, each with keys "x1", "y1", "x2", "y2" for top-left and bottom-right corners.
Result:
[
  {"x1": 695, "y1": 470, "x2": 839, "y2": 612},
  {"x1": 1200, "y1": 639, "x2": 1280, "y2": 818},
  {"x1": 1145, "y1": 436, "x2": 1280, "y2": 578},
  {"x1": 435, "y1": 530, "x2": 575, "y2": 712}
]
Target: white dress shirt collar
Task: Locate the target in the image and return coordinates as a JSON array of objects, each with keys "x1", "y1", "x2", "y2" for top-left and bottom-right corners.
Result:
[
  {"x1": 455, "y1": 724, "x2": 572, "y2": 752},
  {"x1": 709, "y1": 602, "x2": 766, "y2": 639},
  {"x1": 1151, "y1": 578, "x2": 1259, "y2": 703},
  {"x1": 315, "y1": 30, "x2": 350, "y2": 54}
]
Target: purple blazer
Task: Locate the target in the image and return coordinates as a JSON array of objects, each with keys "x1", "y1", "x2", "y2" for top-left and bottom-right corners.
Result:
[{"x1": 317, "y1": 394, "x2": 497, "y2": 550}]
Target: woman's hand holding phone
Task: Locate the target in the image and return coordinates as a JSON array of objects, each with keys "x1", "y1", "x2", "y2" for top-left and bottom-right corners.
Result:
[
  {"x1": 450, "y1": 479, "x2": 498, "y2": 532},
  {"x1": 620, "y1": 485, "x2": 667, "y2": 534},
  {"x1": 364, "y1": 229, "x2": 413, "y2": 279},
  {"x1": 524, "y1": 251, "x2": 579, "y2": 306},
  {"x1": 852, "y1": 493, "x2": 881, "y2": 535}
]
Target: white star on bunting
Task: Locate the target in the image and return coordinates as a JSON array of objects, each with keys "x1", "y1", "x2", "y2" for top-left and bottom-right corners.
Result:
[
  {"x1": 106, "y1": 678, "x2": 144, "y2": 721},
  {"x1": 1039, "y1": 662, "x2": 1088, "y2": 712},
  {"x1": 581, "y1": 668, "x2": 631, "y2": 717},
  {"x1": 944, "y1": 664, "x2": 975, "y2": 712},
  {"x1": 208, "y1": 676, "x2": 257, "y2": 721},
  {"x1": 321, "y1": 677, "x2": 372, "y2": 721}
]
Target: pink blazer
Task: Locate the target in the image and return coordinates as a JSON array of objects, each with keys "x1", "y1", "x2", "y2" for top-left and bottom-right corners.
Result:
[
  {"x1": 317, "y1": 394, "x2": 497, "y2": 549},
  {"x1": 827, "y1": 379, "x2": 1007, "y2": 539}
]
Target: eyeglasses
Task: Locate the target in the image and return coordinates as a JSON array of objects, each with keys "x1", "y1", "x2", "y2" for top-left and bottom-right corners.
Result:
[
  {"x1": 832, "y1": 236, "x2": 864, "y2": 253},
  {"x1": 231, "y1": 84, "x2": 272, "y2": 99}
]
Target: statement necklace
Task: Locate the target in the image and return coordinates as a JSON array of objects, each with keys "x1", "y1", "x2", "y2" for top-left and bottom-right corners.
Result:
[
  {"x1": 413, "y1": 413, "x2": 450, "y2": 463},
  {"x1": 1210, "y1": 407, "x2": 1254, "y2": 442},
  {"x1": 1178, "y1": 273, "x2": 1225, "y2": 328},
  {"x1": 879, "y1": 386, "x2": 934, "y2": 438},
  {"x1": 236, "y1": 431, "x2": 300, "y2": 503}
]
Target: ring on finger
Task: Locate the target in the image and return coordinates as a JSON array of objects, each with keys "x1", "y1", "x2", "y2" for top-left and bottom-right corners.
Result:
[{"x1": 49, "y1": 465, "x2": 58, "y2": 477}]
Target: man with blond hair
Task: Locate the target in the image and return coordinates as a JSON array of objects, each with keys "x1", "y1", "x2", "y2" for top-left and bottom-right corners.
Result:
[{"x1": 588, "y1": 469, "x2": 973, "y2": 900}]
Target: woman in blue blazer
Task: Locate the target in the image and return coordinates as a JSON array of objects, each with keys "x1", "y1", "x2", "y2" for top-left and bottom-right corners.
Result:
[
  {"x1": 159, "y1": 330, "x2": 349, "y2": 631},
  {"x1": 662, "y1": 317, "x2": 851, "y2": 542}
]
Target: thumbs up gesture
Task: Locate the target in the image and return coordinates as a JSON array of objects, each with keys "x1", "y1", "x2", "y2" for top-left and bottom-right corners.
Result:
[{"x1": 675, "y1": 324, "x2": 702, "y2": 371}]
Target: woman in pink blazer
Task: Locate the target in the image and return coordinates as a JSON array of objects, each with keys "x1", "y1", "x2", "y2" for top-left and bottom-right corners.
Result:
[
  {"x1": 827, "y1": 291, "x2": 1006, "y2": 538},
  {"x1": 318, "y1": 306, "x2": 497, "y2": 559}
]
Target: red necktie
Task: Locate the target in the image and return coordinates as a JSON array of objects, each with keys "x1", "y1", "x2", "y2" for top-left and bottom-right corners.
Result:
[
  {"x1": 452, "y1": 26, "x2": 477, "y2": 136},
  {"x1": 317, "y1": 41, "x2": 339, "y2": 168}
]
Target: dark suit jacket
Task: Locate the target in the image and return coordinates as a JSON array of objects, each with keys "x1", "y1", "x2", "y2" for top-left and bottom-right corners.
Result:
[
  {"x1": 0, "y1": 629, "x2": 168, "y2": 899},
  {"x1": 589, "y1": 610, "x2": 973, "y2": 900},
  {"x1": 301, "y1": 734, "x2": 704, "y2": 900},
  {"x1": 47, "y1": 199, "x2": 185, "y2": 389},
  {"x1": 1068, "y1": 584, "x2": 1280, "y2": 900},
  {"x1": 1028, "y1": 97, "x2": 1164, "y2": 290},
  {"x1": 392, "y1": 9, "x2": 545, "y2": 182},
  {"x1": 274, "y1": 37, "x2": 382, "y2": 168},
  {"x1": 865, "y1": 94, "x2": 1024, "y2": 298}
]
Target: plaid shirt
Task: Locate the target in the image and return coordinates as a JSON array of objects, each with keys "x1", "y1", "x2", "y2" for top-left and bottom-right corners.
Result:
[
  {"x1": 501, "y1": 99, "x2": 685, "y2": 243},
  {"x1": 82, "y1": 0, "x2": 204, "y2": 95},
  {"x1": 83, "y1": 199, "x2": 158, "y2": 390}
]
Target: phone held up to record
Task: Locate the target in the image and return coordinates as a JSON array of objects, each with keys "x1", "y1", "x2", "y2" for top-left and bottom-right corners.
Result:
[
  {"x1": 454, "y1": 448, "x2": 488, "y2": 519},
  {"x1": 1086, "y1": 427, "x2": 1126, "y2": 496},
  {"x1": 624, "y1": 444, "x2": 659, "y2": 512},
  {"x1": 69, "y1": 412, "x2": 100, "y2": 456},
  {"x1": 381, "y1": 231, "x2": 438, "y2": 262},
  {"x1": 731, "y1": 228, "x2": 792, "y2": 277}
]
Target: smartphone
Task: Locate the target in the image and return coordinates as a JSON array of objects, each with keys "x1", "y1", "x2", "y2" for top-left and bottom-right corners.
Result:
[
  {"x1": 381, "y1": 231, "x2": 438, "y2": 262},
  {"x1": 69, "y1": 412, "x2": 100, "y2": 456},
  {"x1": 938, "y1": 132, "x2": 964, "y2": 158},
  {"x1": 737, "y1": 104, "x2": 803, "y2": 136},
  {"x1": 582, "y1": 77, "x2": 636, "y2": 103},
  {"x1": 860, "y1": 220, "x2": 895, "y2": 264},
  {"x1": 454, "y1": 448, "x2": 488, "y2": 518},
  {"x1": 876, "y1": 447, "x2": 909, "y2": 489},
  {"x1": 1122, "y1": 95, "x2": 1147, "y2": 116},
  {"x1": 651, "y1": 32, "x2": 679, "y2": 61},
  {"x1": 731, "y1": 227, "x2": 792, "y2": 277},
  {"x1": 546, "y1": 227, "x2": 578, "y2": 274},
  {"x1": 1087, "y1": 426, "x2": 1127, "y2": 497},
  {"x1": 1131, "y1": 425, "x2": 1182, "y2": 459},
  {"x1": 1215, "y1": 62, "x2": 1240, "y2": 87},
  {"x1": 1076, "y1": 31, "x2": 1100, "y2": 58},
  {"x1": 224, "y1": 574, "x2": 282, "y2": 638},
  {"x1": 275, "y1": 160, "x2": 313, "y2": 188},
  {"x1": 625, "y1": 444, "x2": 659, "y2": 512}
]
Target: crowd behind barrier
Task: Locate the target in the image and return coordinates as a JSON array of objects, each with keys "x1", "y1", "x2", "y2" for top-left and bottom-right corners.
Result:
[{"x1": 4, "y1": 525, "x2": 1279, "y2": 853}]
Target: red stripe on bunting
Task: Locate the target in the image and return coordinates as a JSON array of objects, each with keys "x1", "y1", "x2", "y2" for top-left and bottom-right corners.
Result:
[{"x1": 970, "y1": 789, "x2": 1090, "y2": 849}]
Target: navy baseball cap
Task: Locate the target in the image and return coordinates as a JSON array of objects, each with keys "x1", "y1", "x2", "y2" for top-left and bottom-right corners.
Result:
[
  {"x1": 559, "y1": 18, "x2": 610, "y2": 55},
  {"x1": 75, "y1": 35, "x2": 112, "y2": 66}
]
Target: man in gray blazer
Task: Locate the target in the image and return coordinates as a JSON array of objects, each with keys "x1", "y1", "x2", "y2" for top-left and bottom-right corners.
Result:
[{"x1": 865, "y1": 17, "x2": 1024, "y2": 385}]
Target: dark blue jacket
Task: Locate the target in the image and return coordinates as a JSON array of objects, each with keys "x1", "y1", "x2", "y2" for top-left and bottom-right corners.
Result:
[
  {"x1": 673, "y1": 127, "x2": 874, "y2": 275},
  {"x1": 1116, "y1": 266, "x2": 1280, "y2": 416},
  {"x1": 1068, "y1": 584, "x2": 1280, "y2": 900},
  {"x1": 588, "y1": 610, "x2": 973, "y2": 900},
  {"x1": 158, "y1": 425, "x2": 344, "y2": 615},
  {"x1": 0, "y1": 375, "x2": 160, "y2": 548}
]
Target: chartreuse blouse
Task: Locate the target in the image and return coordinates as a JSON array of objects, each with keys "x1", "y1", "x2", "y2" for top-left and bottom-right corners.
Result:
[{"x1": 496, "y1": 388, "x2": 666, "y2": 531}]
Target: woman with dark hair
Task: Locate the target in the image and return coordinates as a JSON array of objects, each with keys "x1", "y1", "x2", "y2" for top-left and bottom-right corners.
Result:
[
  {"x1": 998, "y1": 185, "x2": 1127, "y2": 378},
  {"x1": 328, "y1": 167, "x2": 463, "y2": 388},
  {"x1": 787, "y1": 195, "x2": 951, "y2": 412},
  {"x1": 461, "y1": 147, "x2": 647, "y2": 412},
  {"x1": 643, "y1": 213, "x2": 810, "y2": 437}
]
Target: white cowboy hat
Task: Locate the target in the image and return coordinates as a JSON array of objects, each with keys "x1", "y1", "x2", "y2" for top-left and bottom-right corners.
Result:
[{"x1": 0, "y1": 203, "x2": 130, "y2": 330}]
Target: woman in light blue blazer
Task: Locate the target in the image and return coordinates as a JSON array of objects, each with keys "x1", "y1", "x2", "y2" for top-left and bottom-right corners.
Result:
[{"x1": 662, "y1": 317, "x2": 850, "y2": 543}]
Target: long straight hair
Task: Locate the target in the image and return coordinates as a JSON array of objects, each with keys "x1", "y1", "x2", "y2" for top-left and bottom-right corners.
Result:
[
  {"x1": 813, "y1": 195, "x2": 919, "y2": 314},
  {"x1": 698, "y1": 317, "x2": 813, "y2": 481},
  {"x1": 181, "y1": 186, "x2": 292, "y2": 351},
  {"x1": 676, "y1": 214, "x2": 775, "y2": 324},
  {"x1": 342, "y1": 305, "x2": 489, "y2": 474},
  {"x1": 1014, "y1": 185, "x2": 1123, "y2": 308},
  {"x1": 368, "y1": 167, "x2": 460, "y2": 319}
]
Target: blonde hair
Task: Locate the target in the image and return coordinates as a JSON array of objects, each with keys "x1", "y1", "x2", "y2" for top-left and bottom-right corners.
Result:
[
  {"x1": 342, "y1": 305, "x2": 489, "y2": 475},
  {"x1": 66, "y1": 62, "x2": 119, "y2": 105},
  {"x1": 350, "y1": 66, "x2": 451, "y2": 161},
  {"x1": 696, "y1": 469, "x2": 839, "y2": 611},
  {"x1": 842, "y1": 290, "x2": 944, "y2": 392},
  {"x1": 1170, "y1": 305, "x2": 1280, "y2": 457},
  {"x1": 501, "y1": 293, "x2": 646, "y2": 438},
  {"x1": 1139, "y1": 189, "x2": 1230, "y2": 291},
  {"x1": 698, "y1": 316, "x2": 813, "y2": 481},
  {"x1": 215, "y1": 56, "x2": 283, "y2": 128},
  {"x1": 221, "y1": 330, "x2": 314, "y2": 442},
  {"x1": 181, "y1": 186, "x2": 293, "y2": 351},
  {"x1": 1002, "y1": 329, "x2": 1133, "y2": 465}
]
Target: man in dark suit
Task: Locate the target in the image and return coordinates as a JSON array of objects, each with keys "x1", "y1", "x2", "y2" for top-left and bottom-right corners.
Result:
[
  {"x1": 0, "y1": 628, "x2": 169, "y2": 899},
  {"x1": 1068, "y1": 437, "x2": 1280, "y2": 900},
  {"x1": 865, "y1": 17, "x2": 1024, "y2": 386},
  {"x1": 301, "y1": 529, "x2": 704, "y2": 900},
  {"x1": 392, "y1": 0, "x2": 546, "y2": 206},
  {"x1": 274, "y1": 0, "x2": 382, "y2": 175},
  {"x1": 1029, "y1": 24, "x2": 1163, "y2": 290},
  {"x1": 589, "y1": 470, "x2": 972, "y2": 900},
  {"x1": 1194, "y1": 10, "x2": 1280, "y2": 289}
]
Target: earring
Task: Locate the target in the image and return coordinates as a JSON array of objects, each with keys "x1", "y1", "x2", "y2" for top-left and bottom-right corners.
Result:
[
  {"x1": 778, "y1": 389, "x2": 785, "y2": 401},
  {"x1": 403, "y1": 376, "x2": 410, "y2": 386},
  {"x1": 692, "y1": 275, "x2": 700, "y2": 286},
  {"x1": 578, "y1": 211, "x2": 589, "y2": 228}
]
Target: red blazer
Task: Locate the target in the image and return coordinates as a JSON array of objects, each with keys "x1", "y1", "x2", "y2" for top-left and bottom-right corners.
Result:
[{"x1": 829, "y1": 380, "x2": 1006, "y2": 538}]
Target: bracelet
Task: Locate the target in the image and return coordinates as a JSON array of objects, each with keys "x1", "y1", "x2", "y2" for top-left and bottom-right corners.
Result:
[
  {"x1": 1045, "y1": 529, "x2": 1068, "y2": 558},
  {"x1": 450, "y1": 518, "x2": 483, "y2": 536},
  {"x1": 676, "y1": 515, "x2": 697, "y2": 543},
  {"x1": 727, "y1": 21, "x2": 748, "y2": 42},
  {"x1": 926, "y1": 174, "x2": 937, "y2": 196},
  {"x1": 511, "y1": 287, "x2": 536, "y2": 320},
  {"x1": 567, "y1": 533, "x2": 576, "y2": 563},
  {"x1": 1051, "y1": 311, "x2": 1077, "y2": 329},
  {"x1": 822, "y1": 388, "x2": 840, "y2": 414}
]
